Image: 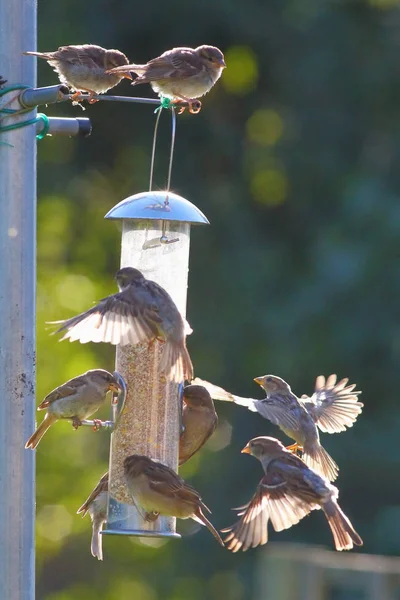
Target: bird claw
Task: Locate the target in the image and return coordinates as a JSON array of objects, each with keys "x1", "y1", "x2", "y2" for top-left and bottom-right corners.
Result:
[
  {"x1": 144, "y1": 511, "x2": 159, "y2": 522},
  {"x1": 92, "y1": 419, "x2": 103, "y2": 431},
  {"x1": 286, "y1": 443, "x2": 303, "y2": 455},
  {"x1": 71, "y1": 417, "x2": 82, "y2": 430},
  {"x1": 148, "y1": 336, "x2": 165, "y2": 350},
  {"x1": 175, "y1": 99, "x2": 202, "y2": 115},
  {"x1": 189, "y1": 100, "x2": 202, "y2": 114}
]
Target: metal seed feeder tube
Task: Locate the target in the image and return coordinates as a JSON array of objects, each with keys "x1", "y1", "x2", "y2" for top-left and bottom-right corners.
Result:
[{"x1": 103, "y1": 114, "x2": 209, "y2": 538}]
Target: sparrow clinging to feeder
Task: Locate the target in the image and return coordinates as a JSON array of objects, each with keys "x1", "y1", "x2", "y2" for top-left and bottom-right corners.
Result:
[
  {"x1": 179, "y1": 385, "x2": 218, "y2": 465},
  {"x1": 52, "y1": 267, "x2": 193, "y2": 383},
  {"x1": 25, "y1": 369, "x2": 120, "y2": 449},
  {"x1": 23, "y1": 44, "x2": 130, "y2": 103},
  {"x1": 222, "y1": 436, "x2": 363, "y2": 552},
  {"x1": 195, "y1": 373, "x2": 363, "y2": 482},
  {"x1": 77, "y1": 472, "x2": 109, "y2": 560},
  {"x1": 106, "y1": 45, "x2": 226, "y2": 114},
  {"x1": 124, "y1": 455, "x2": 224, "y2": 546}
]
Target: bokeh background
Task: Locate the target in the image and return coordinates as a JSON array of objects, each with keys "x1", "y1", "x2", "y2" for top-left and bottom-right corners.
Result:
[{"x1": 34, "y1": 0, "x2": 400, "y2": 598}]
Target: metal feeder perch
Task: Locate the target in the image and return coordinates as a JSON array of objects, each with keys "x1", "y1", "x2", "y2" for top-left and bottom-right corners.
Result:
[{"x1": 102, "y1": 108, "x2": 209, "y2": 539}]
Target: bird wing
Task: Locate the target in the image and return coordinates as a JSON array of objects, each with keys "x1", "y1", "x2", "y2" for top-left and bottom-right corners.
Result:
[
  {"x1": 141, "y1": 48, "x2": 202, "y2": 81},
  {"x1": 192, "y1": 378, "x2": 263, "y2": 413},
  {"x1": 145, "y1": 461, "x2": 202, "y2": 505},
  {"x1": 191, "y1": 378, "x2": 237, "y2": 402},
  {"x1": 250, "y1": 393, "x2": 304, "y2": 431},
  {"x1": 222, "y1": 469, "x2": 315, "y2": 552},
  {"x1": 77, "y1": 472, "x2": 109, "y2": 516},
  {"x1": 52, "y1": 287, "x2": 161, "y2": 346},
  {"x1": 301, "y1": 374, "x2": 363, "y2": 434},
  {"x1": 38, "y1": 374, "x2": 88, "y2": 408},
  {"x1": 53, "y1": 45, "x2": 104, "y2": 68}
]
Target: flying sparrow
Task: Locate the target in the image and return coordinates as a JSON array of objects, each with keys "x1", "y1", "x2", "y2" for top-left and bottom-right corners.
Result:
[
  {"x1": 25, "y1": 369, "x2": 119, "y2": 449},
  {"x1": 23, "y1": 44, "x2": 130, "y2": 103},
  {"x1": 77, "y1": 472, "x2": 109, "y2": 560},
  {"x1": 51, "y1": 267, "x2": 193, "y2": 383},
  {"x1": 179, "y1": 385, "x2": 218, "y2": 466},
  {"x1": 195, "y1": 374, "x2": 363, "y2": 482},
  {"x1": 222, "y1": 436, "x2": 363, "y2": 552},
  {"x1": 123, "y1": 455, "x2": 223, "y2": 546},
  {"x1": 106, "y1": 45, "x2": 226, "y2": 114}
]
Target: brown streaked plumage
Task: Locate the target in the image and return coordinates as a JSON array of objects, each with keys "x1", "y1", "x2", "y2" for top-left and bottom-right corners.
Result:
[
  {"x1": 123, "y1": 455, "x2": 223, "y2": 546},
  {"x1": 77, "y1": 472, "x2": 109, "y2": 560},
  {"x1": 25, "y1": 369, "x2": 119, "y2": 449},
  {"x1": 24, "y1": 44, "x2": 130, "y2": 102},
  {"x1": 106, "y1": 45, "x2": 225, "y2": 114},
  {"x1": 51, "y1": 267, "x2": 193, "y2": 383},
  {"x1": 222, "y1": 436, "x2": 363, "y2": 553},
  {"x1": 179, "y1": 385, "x2": 218, "y2": 465},
  {"x1": 196, "y1": 374, "x2": 363, "y2": 482}
]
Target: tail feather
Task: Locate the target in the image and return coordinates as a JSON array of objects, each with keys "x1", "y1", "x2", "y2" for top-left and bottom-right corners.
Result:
[
  {"x1": 105, "y1": 63, "x2": 146, "y2": 75},
  {"x1": 323, "y1": 501, "x2": 363, "y2": 551},
  {"x1": 193, "y1": 507, "x2": 224, "y2": 547},
  {"x1": 91, "y1": 519, "x2": 104, "y2": 560},
  {"x1": 160, "y1": 341, "x2": 193, "y2": 383},
  {"x1": 25, "y1": 413, "x2": 57, "y2": 449},
  {"x1": 303, "y1": 443, "x2": 339, "y2": 482}
]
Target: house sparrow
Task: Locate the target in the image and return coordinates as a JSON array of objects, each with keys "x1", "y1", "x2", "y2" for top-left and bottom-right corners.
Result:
[
  {"x1": 106, "y1": 45, "x2": 226, "y2": 114},
  {"x1": 222, "y1": 436, "x2": 363, "y2": 552},
  {"x1": 51, "y1": 267, "x2": 193, "y2": 383},
  {"x1": 179, "y1": 385, "x2": 218, "y2": 466},
  {"x1": 23, "y1": 44, "x2": 129, "y2": 103},
  {"x1": 195, "y1": 374, "x2": 363, "y2": 482},
  {"x1": 123, "y1": 455, "x2": 223, "y2": 546},
  {"x1": 25, "y1": 370, "x2": 119, "y2": 449},
  {"x1": 77, "y1": 472, "x2": 108, "y2": 560}
]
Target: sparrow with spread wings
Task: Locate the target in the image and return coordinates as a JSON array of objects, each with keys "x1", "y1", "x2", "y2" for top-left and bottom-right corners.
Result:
[
  {"x1": 194, "y1": 374, "x2": 363, "y2": 481},
  {"x1": 222, "y1": 436, "x2": 363, "y2": 552},
  {"x1": 51, "y1": 267, "x2": 193, "y2": 383}
]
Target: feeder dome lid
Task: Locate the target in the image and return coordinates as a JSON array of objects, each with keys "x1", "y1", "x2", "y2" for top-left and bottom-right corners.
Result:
[{"x1": 105, "y1": 190, "x2": 209, "y2": 225}]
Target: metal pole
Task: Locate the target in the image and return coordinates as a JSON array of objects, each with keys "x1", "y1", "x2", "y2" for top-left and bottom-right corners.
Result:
[
  {"x1": 103, "y1": 191, "x2": 209, "y2": 538},
  {"x1": 0, "y1": 1, "x2": 36, "y2": 598}
]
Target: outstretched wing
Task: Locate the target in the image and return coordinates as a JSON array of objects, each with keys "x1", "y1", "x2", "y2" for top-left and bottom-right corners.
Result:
[
  {"x1": 222, "y1": 469, "x2": 315, "y2": 552},
  {"x1": 302, "y1": 374, "x2": 363, "y2": 434},
  {"x1": 51, "y1": 287, "x2": 161, "y2": 346}
]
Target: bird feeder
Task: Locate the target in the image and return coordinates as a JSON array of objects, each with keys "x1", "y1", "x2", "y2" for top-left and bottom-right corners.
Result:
[{"x1": 102, "y1": 185, "x2": 209, "y2": 538}]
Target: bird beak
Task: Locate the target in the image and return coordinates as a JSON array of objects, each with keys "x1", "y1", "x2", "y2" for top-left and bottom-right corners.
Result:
[
  {"x1": 253, "y1": 376, "x2": 264, "y2": 386},
  {"x1": 241, "y1": 444, "x2": 251, "y2": 454},
  {"x1": 108, "y1": 383, "x2": 120, "y2": 393},
  {"x1": 122, "y1": 73, "x2": 133, "y2": 80},
  {"x1": 219, "y1": 59, "x2": 226, "y2": 68}
]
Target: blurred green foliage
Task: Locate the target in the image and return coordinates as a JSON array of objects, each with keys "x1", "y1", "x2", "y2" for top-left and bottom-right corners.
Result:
[{"x1": 32, "y1": 0, "x2": 400, "y2": 597}]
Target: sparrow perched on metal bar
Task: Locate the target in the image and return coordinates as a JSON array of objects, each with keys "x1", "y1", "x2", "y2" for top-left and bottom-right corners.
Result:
[
  {"x1": 123, "y1": 455, "x2": 224, "y2": 546},
  {"x1": 106, "y1": 45, "x2": 226, "y2": 114},
  {"x1": 51, "y1": 267, "x2": 193, "y2": 383},
  {"x1": 179, "y1": 385, "x2": 218, "y2": 465},
  {"x1": 195, "y1": 374, "x2": 363, "y2": 481},
  {"x1": 25, "y1": 370, "x2": 120, "y2": 449},
  {"x1": 77, "y1": 472, "x2": 109, "y2": 560},
  {"x1": 23, "y1": 44, "x2": 130, "y2": 103},
  {"x1": 222, "y1": 436, "x2": 363, "y2": 552}
]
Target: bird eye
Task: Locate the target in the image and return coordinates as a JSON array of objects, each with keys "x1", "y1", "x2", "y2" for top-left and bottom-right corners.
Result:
[{"x1": 266, "y1": 377, "x2": 273, "y2": 383}]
